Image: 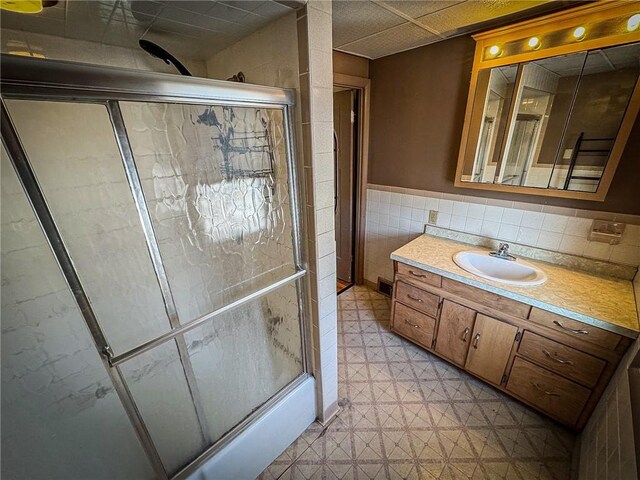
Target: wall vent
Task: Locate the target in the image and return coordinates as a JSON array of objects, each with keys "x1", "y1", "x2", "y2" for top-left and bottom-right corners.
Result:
[{"x1": 377, "y1": 278, "x2": 393, "y2": 297}]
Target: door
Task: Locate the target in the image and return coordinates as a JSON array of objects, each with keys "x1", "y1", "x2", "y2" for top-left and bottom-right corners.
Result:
[
  {"x1": 465, "y1": 314, "x2": 518, "y2": 385},
  {"x1": 333, "y1": 89, "x2": 355, "y2": 284},
  {"x1": 435, "y1": 300, "x2": 476, "y2": 366},
  {"x1": 1, "y1": 57, "x2": 309, "y2": 480}
]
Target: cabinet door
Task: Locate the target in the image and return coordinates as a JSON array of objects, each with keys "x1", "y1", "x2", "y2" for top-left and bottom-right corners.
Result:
[
  {"x1": 435, "y1": 300, "x2": 476, "y2": 367},
  {"x1": 465, "y1": 314, "x2": 518, "y2": 385}
]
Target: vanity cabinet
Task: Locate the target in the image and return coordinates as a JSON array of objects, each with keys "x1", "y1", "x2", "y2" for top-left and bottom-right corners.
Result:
[
  {"x1": 434, "y1": 300, "x2": 476, "y2": 367},
  {"x1": 464, "y1": 314, "x2": 518, "y2": 386},
  {"x1": 390, "y1": 260, "x2": 632, "y2": 430}
]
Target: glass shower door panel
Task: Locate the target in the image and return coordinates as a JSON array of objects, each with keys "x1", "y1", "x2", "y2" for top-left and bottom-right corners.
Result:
[
  {"x1": 1, "y1": 148, "x2": 154, "y2": 480},
  {"x1": 120, "y1": 102, "x2": 296, "y2": 323},
  {"x1": 185, "y1": 282, "x2": 303, "y2": 443},
  {"x1": 4, "y1": 100, "x2": 172, "y2": 354},
  {"x1": 119, "y1": 340, "x2": 207, "y2": 476}
]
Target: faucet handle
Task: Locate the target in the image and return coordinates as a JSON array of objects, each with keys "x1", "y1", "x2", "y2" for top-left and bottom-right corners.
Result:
[{"x1": 498, "y1": 243, "x2": 509, "y2": 252}]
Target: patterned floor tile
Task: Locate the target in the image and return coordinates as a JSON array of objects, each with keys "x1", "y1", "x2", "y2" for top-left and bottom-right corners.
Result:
[{"x1": 259, "y1": 286, "x2": 575, "y2": 480}]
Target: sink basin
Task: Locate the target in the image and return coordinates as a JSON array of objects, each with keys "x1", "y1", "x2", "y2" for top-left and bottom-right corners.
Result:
[{"x1": 453, "y1": 250, "x2": 547, "y2": 286}]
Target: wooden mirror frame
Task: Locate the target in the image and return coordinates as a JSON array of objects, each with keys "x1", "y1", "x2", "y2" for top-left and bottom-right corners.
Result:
[{"x1": 454, "y1": 1, "x2": 640, "y2": 201}]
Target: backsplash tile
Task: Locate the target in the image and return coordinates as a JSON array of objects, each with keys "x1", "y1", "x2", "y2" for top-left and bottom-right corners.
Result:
[{"x1": 364, "y1": 184, "x2": 640, "y2": 284}]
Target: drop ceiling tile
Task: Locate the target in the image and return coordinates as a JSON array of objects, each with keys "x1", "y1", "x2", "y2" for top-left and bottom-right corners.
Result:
[
  {"x1": 220, "y1": 1, "x2": 267, "y2": 13},
  {"x1": 332, "y1": 0, "x2": 405, "y2": 48},
  {"x1": 160, "y1": 1, "x2": 218, "y2": 15},
  {"x1": 341, "y1": 22, "x2": 438, "y2": 59},
  {"x1": 380, "y1": 0, "x2": 465, "y2": 20},
  {"x1": 416, "y1": 0, "x2": 551, "y2": 37},
  {"x1": 207, "y1": 2, "x2": 254, "y2": 23}
]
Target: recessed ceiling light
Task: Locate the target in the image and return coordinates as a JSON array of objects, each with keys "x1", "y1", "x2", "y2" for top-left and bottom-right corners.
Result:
[
  {"x1": 628, "y1": 14, "x2": 640, "y2": 32},
  {"x1": 528, "y1": 37, "x2": 541, "y2": 49},
  {"x1": 488, "y1": 45, "x2": 501, "y2": 56},
  {"x1": 0, "y1": 0, "x2": 42, "y2": 13}
]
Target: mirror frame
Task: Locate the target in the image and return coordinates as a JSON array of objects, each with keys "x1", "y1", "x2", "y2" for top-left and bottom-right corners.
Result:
[{"x1": 455, "y1": 1, "x2": 640, "y2": 201}]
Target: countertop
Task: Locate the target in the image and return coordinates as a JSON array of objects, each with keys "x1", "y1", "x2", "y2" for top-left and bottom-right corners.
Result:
[{"x1": 391, "y1": 234, "x2": 639, "y2": 338}]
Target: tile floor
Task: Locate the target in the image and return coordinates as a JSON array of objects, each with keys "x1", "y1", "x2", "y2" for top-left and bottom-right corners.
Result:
[{"x1": 260, "y1": 286, "x2": 576, "y2": 480}]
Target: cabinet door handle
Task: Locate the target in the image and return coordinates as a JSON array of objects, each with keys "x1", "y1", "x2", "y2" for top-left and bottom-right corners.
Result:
[
  {"x1": 542, "y1": 349, "x2": 574, "y2": 366},
  {"x1": 553, "y1": 320, "x2": 588, "y2": 335},
  {"x1": 404, "y1": 319, "x2": 420, "y2": 329},
  {"x1": 472, "y1": 333, "x2": 481, "y2": 348},
  {"x1": 531, "y1": 381, "x2": 560, "y2": 397},
  {"x1": 407, "y1": 294, "x2": 423, "y2": 303},
  {"x1": 409, "y1": 270, "x2": 427, "y2": 278},
  {"x1": 461, "y1": 327, "x2": 471, "y2": 342}
]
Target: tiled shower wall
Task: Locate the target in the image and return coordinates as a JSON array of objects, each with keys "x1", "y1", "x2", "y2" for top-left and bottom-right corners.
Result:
[
  {"x1": 364, "y1": 184, "x2": 640, "y2": 285},
  {"x1": 577, "y1": 275, "x2": 640, "y2": 480}
]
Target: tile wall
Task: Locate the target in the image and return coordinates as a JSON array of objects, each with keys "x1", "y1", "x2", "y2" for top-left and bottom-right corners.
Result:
[
  {"x1": 578, "y1": 276, "x2": 640, "y2": 480},
  {"x1": 364, "y1": 184, "x2": 640, "y2": 285}
]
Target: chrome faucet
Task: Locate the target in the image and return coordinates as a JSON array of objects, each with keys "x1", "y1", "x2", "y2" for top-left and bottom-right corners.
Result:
[{"x1": 489, "y1": 242, "x2": 516, "y2": 261}]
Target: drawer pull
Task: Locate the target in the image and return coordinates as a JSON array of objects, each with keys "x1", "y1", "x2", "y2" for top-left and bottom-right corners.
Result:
[
  {"x1": 472, "y1": 332, "x2": 481, "y2": 348},
  {"x1": 542, "y1": 349, "x2": 574, "y2": 366},
  {"x1": 531, "y1": 381, "x2": 560, "y2": 397},
  {"x1": 404, "y1": 319, "x2": 420, "y2": 329},
  {"x1": 553, "y1": 320, "x2": 588, "y2": 335},
  {"x1": 409, "y1": 270, "x2": 427, "y2": 278},
  {"x1": 461, "y1": 327, "x2": 471, "y2": 342},
  {"x1": 407, "y1": 294, "x2": 423, "y2": 303}
]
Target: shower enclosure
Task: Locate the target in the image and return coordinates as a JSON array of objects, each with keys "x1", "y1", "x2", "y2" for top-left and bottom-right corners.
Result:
[{"x1": 1, "y1": 55, "x2": 310, "y2": 479}]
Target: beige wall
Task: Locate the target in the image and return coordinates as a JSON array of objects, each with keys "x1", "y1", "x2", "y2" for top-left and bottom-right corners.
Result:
[
  {"x1": 367, "y1": 35, "x2": 640, "y2": 215},
  {"x1": 333, "y1": 50, "x2": 370, "y2": 78}
]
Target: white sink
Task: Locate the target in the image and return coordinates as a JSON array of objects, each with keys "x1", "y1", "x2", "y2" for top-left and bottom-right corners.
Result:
[{"x1": 453, "y1": 250, "x2": 547, "y2": 286}]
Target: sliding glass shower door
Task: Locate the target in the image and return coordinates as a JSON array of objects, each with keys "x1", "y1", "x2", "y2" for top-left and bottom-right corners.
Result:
[{"x1": 1, "y1": 56, "x2": 308, "y2": 479}]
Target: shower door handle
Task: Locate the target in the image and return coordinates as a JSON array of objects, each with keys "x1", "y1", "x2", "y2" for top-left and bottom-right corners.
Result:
[{"x1": 333, "y1": 130, "x2": 338, "y2": 213}]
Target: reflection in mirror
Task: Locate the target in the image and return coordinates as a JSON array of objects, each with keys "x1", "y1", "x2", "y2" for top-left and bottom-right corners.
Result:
[
  {"x1": 463, "y1": 65, "x2": 518, "y2": 183},
  {"x1": 498, "y1": 52, "x2": 587, "y2": 188},
  {"x1": 549, "y1": 42, "x2": 640, "y2": 193}
]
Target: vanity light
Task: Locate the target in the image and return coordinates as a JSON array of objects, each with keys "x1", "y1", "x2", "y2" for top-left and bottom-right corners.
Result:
[
  {"x1": 528, "y1": 36, "x2": 541, "y2": 49},
  {"x1": 628, "y1": 14, "x2": 640, "y2": 32},
  {"x1": 488, "y1": 45, "x2": 501, "y2": 56},
  {"x1": 573, "y1": 26, "x2": 586, "y2": 40}
]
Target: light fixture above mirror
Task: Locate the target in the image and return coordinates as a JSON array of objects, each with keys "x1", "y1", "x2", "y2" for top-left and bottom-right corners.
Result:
[{"x1": 455, "y1": 1, "x2": 640, "y2": 201}]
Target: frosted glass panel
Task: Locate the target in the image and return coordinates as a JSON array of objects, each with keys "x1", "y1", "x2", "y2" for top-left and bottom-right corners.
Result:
[
  {"x1": 120, "y1": 102, "x2": 296, "y2": 322},
  {"x1": 5, "y1": 100, "x2": 172, "y2": 354},
  {"x1": 119, "y1": 340, "x2": 206, "y2": 475},
  {"x1": 186, "y1": 282, "x2": 303, "y2": 443},
  {"x1": 0, "y1": 147, "x2": 154, "y2": 480}
]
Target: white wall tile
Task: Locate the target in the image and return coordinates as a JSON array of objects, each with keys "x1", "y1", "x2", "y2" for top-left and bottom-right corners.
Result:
[
  {"x1": 559, "y1": 235, "x2": 587, "y2": 256},
  {"x1": 502, "y1": 208, "x2": 523, "y2": 226},
  {"x1": 412, "y1": 195, "x2": 426, "y2": 209},
  {"x1": 464, "y1": 217, "x2": 483, "y2": 234},
  {"x1": 536, "y1": 231, "x2": 562, "y2": 250},
  {"x1": 436, "y1": 213, "x2": 451, "y2": 228},
  {"x1": 452, "y1": 201, "x2": 469, "y2": 217},
  {"x1": 450, "y1": 214, "x2": 466, "y2": 231},
  {"x1": 541, "y1": 213, "x2": 568, "y2": 233},
  {"x1": 484, "y1": 206, "x2": 504, "y2": 223},
  {"x1": 521, "y1": 211, "x2": 545, "y2": 229},
  {"x1": 400, "y1": 206, "x2": 412, "y2": 220},
  {"x1": 481, "y1": 220, "x2": 500, "y2": 237},
  {"x1": 517, "y1": 227, "x2": 540, "y2": 246},
  {"x1": 498, "y1": 224, "x2": 519, "y2": 242},
  {"x1": 610, "y1": 244, "x2": 640, "y2": 266},
  {"x1": 467, "y1": 203, "x2": 486, "y2": 220},
  {"x1": 565, "y1": 217, "x2": 592, "y2": 237},
  {"x1": 439, "y1": 199, "x2": 453, "y2": 214}
]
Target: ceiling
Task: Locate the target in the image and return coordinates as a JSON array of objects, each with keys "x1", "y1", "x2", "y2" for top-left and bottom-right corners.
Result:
[
  {"x1": 1, "y1": 0, "x2": 302, "y2": 61},
  {"x1": 332, "y1": 0, "x2": 571, "y2": 60}
]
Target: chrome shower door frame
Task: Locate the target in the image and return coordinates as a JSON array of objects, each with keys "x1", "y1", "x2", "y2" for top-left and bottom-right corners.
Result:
[{"x1": 1, "y1": 54, "x2": 312, "y2": 480}]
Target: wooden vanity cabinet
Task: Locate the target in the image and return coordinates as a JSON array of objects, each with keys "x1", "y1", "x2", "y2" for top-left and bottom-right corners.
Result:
[
  {"x1": 391, "y1": 260, "x2": 632, "y2": 430},
  {"x1": 465, "y1": 314, "x2": 518, "y2": 386},
  {"x1": 434, "y1": 300, "x2": 476, "y2": 367}
]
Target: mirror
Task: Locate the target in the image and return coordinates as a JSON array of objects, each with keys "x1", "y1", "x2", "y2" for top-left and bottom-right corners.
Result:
[{"x1": 457, "y1": 36, "x2": 640, "y2": 200}]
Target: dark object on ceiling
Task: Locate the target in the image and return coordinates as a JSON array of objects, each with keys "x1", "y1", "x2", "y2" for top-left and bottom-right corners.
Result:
[{"x1": 138, "y1": 39, "x2": 192, "y2": 76}]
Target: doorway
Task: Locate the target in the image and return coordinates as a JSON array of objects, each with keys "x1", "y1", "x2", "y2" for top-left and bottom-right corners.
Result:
[{"x1": 333, "y1": 87, "x2": 359, "y2": 294}]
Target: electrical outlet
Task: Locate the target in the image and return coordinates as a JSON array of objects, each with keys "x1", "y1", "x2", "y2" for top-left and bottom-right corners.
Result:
[{"x1": 428, "y1": 210, "x2": 438, "y2": 225}]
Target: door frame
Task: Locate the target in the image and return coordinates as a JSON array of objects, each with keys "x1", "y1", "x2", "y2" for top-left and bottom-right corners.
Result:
[{"x1": 333, "y1": 72, "x2": 370, "y2": 285}]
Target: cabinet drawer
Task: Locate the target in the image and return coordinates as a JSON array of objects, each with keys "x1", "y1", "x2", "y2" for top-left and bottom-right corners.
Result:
[
  {"x1": 395, "y1": 281, "x2": 440, "y2": 317},
  {"x1": 506, "y1": 357, "x2": 590, "y2": 426},
  {"x1": 397, "y1": 262, "x2": 442, "y2": 287},
  {"x1": 528, "y1": 308, "x2": 621, "y2": 351},
  {"x1": 518, "y1": 331, "x2": 605, "y2": 388},
  {"x1": 441, "y1": 278, "x2": 531, "y2": 318},
  {"x1": 393, "y1": 302, "x2": 437, "y2": 349}
]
